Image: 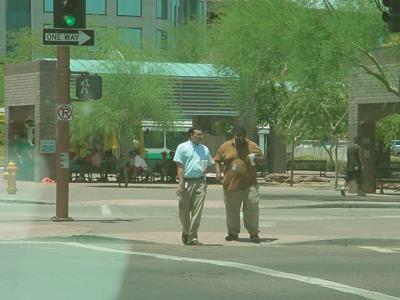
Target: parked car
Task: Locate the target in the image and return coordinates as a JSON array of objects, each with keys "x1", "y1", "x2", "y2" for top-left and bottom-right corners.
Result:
[{"x1": 390, "y1": 140, "x2": 400, "y2": 156}]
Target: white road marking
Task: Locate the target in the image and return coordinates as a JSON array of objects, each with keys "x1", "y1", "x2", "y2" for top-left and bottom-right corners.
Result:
[
  {"x1": 1, "y1": 241, "x2": 399, "y2": 300},
  {"x1": 358, "y1": 246, "x2": 398, "y2": 254},
  {"x1": 101, "y1": 205, "x2": 112, "y2": 217},
  {"x1": 259, "y1": 221, "x2": 277, "y2": 228}
]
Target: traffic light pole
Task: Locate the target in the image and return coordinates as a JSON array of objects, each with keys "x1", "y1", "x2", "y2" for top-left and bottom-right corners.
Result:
[{"x1": 53, "y1": 45, "x2": 72, "y2": 222}]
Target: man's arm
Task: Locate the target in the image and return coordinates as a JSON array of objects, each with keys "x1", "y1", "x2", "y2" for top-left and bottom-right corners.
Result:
[
  {"x1": 214, "y1": 147, "x2": 224, "y2": 182},
  {"x1": 176, "y1": 163, "x2": 185, "y2": 195},
  {"x1": 358, "y1": 147, "x2": 364, "y2": 170},
  {"x1": 215, "y1": 162, "x2": 223, "y2": 182},
  {"x1": 254, "y1": 144, "x2": 266, "y2": 165}
]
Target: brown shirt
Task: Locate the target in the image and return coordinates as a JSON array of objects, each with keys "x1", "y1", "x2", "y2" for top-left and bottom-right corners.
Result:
[{"x1": 214, "y1": 138, "x2": 263, "y2": 191}]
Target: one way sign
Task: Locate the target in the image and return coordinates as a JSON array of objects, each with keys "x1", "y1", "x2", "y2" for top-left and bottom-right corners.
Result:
[{"x1": 43, "y1": 28, "x2": 94, "y2": 46}]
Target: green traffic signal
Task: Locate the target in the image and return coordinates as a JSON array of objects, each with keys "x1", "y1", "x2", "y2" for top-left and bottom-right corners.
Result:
[
  {"x1": 64, "y1": 15, "x2": 76, "y2": 27},
  {"x1": 53, "y1": 0, "x2": 86, "y2": 29}
]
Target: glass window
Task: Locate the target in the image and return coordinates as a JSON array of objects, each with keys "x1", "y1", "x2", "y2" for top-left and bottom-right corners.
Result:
[
  {"x1": 87, "y1": 0, "x2": 106, "y2": 15},
  {"x1": 171, "y1": 0, "x2": 179, "y2": 26},
  {"x1": 118, "y1": 0, "x2": 141, "y2": 16},
  {"x1": 43, "y1": 0, "x2": 53, "y2": 12},
  {"x1": 156, "y1": 29, "x2": 167, "y2": 50},
  {"x1": 156, "y1": 0, "x2": 168, "y2": 19},
  {"x1": 144, "y1": 131, "x2": 164, "y2": 149},
  {"x1": 118, "y1": 28, "x2": 142, "y2": 48},
  {"x1": 166, "y1": 131, "x2": 187, "y2": 151}
]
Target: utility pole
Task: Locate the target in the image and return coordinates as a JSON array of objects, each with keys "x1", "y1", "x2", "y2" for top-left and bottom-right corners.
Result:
[
  {"x1": 53, "y1": 45, "x2": 72, "y2": 221},
  {"x1": 45, "y1": 0, "x2": 92, "y2": 221}
]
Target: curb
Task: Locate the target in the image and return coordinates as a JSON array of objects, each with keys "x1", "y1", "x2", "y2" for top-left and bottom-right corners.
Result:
[
  {"x1": 282, "y1": 238, "x2": 400, "y2": 247},
  {"x1": 0, "y1": 199, "x2": 54, "y2": 205},
  {"x1": 9, "y1": 234, "x2": 157, "y2": 245},
  {"x1": 269, "y1": 202, "x2": 400, "y2": 209}
]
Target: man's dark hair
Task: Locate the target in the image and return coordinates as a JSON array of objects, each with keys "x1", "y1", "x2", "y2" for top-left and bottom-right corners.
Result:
[
  {"x1": 233, "y1": 126, "x2": 247, "y2": 137},
  {"x1": 188, "y1": 126, "x2": 202, "y2": 137}
]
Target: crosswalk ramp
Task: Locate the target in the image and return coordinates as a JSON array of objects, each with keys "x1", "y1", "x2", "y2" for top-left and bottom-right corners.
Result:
[{"x1": 358, "y1": 246, "x2": 400, "y2": 253}]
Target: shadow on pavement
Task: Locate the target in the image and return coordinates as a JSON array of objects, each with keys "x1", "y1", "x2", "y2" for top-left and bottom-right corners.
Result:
[
  {"x1": 0, "y1": 218, "x2": 141, "y2": 223},
  {"x1": 85, "y1": 185, "x2": 176, "y2": 190},
  {"x1": 236, "y1": 237, "x2": 278, "y2": 244},
  {"x1": 259, "y1": 192, "x2": 400, "y2": 202}
]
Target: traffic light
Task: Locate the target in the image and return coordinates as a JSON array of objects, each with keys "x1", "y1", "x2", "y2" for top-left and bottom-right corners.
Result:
[
  {"x1": 76, "y1": 74, "x2": 102, "y2": 100},
  {"x1": 53, "y1": 0, "x2": 86, "y2": 29},
  {"x1": 382, "y1": 0, "x2": 400, "y2": 32}
]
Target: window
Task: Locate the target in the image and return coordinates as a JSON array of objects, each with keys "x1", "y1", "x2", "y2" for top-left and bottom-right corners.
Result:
[
  {"x1": 43, "y1": 0, "x2": 106, "y2": 14},
  {"x1": 118, "y1": 28, "x2": 142, "y2": 49},
  {"x1": 43, "y1": 0, "x2": 53, "y2": 12},
  {"x1": 171, "y1": 0, "x2": 179, "y2": 26},
  {"x1": 87, "y1": 0, "x2": 106, "y2": 15},
  {"x1": 117, "y1": 0, "x2": 141, "y2": 16},
  {"x1": 156, "y1": 0, "x2": 168, "y2": 19},
  {"x1": 144, "y1": 131, "x2": 164, "y2": 149},
  {"x1": 166, "y1": 132, "x2": 187, "y2": 151},
  {"x1": 156, "y1": 29, "x2": 167, "y2": 50}
]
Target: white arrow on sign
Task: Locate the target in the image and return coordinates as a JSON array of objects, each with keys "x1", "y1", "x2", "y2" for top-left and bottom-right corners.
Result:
[
  {"x1": 44, "y1": 31, "x2": 92, "y2": 45},
  {"x1": 78, "y1": 31, "x2": 91, "y2": 45}
]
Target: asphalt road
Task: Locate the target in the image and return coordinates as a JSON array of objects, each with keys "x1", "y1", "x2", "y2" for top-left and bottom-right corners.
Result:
[
  {"x1": 1, "y1": 183, "x2": 400, "y2": 300},
  {"x1": 1, "y1": 241, "x2": 399, "y2": 300}
]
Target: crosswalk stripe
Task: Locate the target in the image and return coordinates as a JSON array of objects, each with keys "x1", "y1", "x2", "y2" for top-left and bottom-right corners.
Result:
[{"x1": 358, "y1": 246, "x2": 398, "y2": 254}]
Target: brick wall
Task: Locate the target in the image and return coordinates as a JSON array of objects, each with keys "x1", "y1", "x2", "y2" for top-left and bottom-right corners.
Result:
[
  {"x1": 347, "y1": 47, "x2": 400, "y2": 192},
  {"x1": 5, "y1": 60, "x2": 57, "y2": 181}
]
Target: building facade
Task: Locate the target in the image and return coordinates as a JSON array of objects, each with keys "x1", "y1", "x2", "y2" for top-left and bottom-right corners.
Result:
[{"x1": 0, "y1": 0, "x2": 207, "y2": 56}]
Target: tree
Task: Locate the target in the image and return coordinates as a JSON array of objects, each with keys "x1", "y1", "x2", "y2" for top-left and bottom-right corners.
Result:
[
  {"x1": 3, "y1": 28, "x2": 176, "y2": 154},
  {"x1": 209, "y1": 0, "x2": 385, "y2": 175},
  {"x1": 276, "y1": 90, "x2": 312, "y2": 185},
  {"x1": 164, "y1": 18, "x2": 210, "y2": 63}
]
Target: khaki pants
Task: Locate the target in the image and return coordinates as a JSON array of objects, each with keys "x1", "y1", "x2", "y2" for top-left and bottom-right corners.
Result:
[
  {"x1": 223, "y1": 185, "x2": 260, "y2": 236},
  {"x1": 178, "y1": 178, "x2": 207, "y2": 243}
]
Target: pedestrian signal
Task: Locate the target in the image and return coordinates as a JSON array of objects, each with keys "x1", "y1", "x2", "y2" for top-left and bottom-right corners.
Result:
[
  {"x1": 382, "y1": 0, "x2": 400, "y2": 32},
  {"x1": 76, "y1": 74, "x2": 102, "y2": 100}
]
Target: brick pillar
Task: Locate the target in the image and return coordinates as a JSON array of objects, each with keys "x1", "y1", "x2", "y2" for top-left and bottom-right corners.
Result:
[{"x1": 358, "y1": 122, "x2": 377, "y2": 193}]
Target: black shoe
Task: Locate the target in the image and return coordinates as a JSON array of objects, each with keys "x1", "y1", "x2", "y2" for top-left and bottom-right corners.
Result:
[
  {"x1": 225, "y1": 234, "x2": 239, "y2": 241},
  {"x1": 250, "y1": 235, "x2": 261, "y2": 243},
  {"x1": 187, "y1": 239, "x2": 202, "y2": 245},
  {"x1": 340, "y1": 189, "x2": 345, "y2": 196},
  {"x1": 181, "y1": 233, "x2": 188, "y2": 245}
]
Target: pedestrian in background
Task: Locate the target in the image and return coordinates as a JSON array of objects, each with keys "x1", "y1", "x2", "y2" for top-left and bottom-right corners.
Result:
[
  {"x1": 215, "y1": 126, "x2": 265, "y2": 243},
  {"x1": 341, "y1": 137, "x2": 365, "y2": 196},
  {"x1": 173, "y1": 126, "x2": 213, "y2": 245}
]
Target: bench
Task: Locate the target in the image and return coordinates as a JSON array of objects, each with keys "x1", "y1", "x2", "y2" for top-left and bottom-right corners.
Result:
[
  {"x1": 376, "y1": 163, "x2": 400, "y2": 194},
  {"x1": 287, "y1": 160, "x2": 327, "y2": 177}
]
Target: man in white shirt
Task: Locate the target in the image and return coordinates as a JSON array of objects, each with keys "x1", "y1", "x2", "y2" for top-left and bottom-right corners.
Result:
[
  {"x1": 128, "y1": 150, "x2": 149, "y2": 179},
  {"x1": 173, "y1": 126, "x2": 213, "y2": 245}
]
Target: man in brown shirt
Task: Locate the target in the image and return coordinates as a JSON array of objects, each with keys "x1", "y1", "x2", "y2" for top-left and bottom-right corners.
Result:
[{"x1": 214, "y1": 126, "x2": 265, "y2": 243}]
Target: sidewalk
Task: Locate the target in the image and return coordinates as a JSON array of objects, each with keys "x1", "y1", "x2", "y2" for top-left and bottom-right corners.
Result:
[{"x1": 0, "y1": 180, "x2": 400, "y2": 246}]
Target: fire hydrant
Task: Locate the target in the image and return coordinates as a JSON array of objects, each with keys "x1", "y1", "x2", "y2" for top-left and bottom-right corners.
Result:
[{"x1": 4, "y1": 161, "x2": 17, "y2": 194}]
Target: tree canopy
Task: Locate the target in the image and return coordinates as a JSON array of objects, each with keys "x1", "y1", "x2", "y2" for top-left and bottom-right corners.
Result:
[{"x1": 2, "y1": 28, "x2": 176, "y2": 151}]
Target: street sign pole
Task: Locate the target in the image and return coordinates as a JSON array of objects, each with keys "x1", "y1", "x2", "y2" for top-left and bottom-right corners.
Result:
[{"x1": 53, "y1": 45, "x2": 72, "y2": 222}]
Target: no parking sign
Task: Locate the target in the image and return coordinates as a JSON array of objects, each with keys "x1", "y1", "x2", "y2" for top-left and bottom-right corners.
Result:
[{"x1": 57, "y1": 104, "x2": 73, "y2": 121}]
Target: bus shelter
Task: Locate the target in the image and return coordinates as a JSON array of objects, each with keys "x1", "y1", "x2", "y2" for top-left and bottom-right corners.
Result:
[{"x1": 4, "y1": 59, "x2": 247, "y2": 181}]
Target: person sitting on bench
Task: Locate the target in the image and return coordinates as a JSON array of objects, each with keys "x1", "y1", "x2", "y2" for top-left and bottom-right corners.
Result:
[{"x1": 128, "y1": 150, "x2": 149, "y2": 181}]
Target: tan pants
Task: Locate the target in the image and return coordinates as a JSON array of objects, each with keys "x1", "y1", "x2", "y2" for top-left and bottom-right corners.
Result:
[
  {"x1": 223, "y1": 185, "x2": 260, "y2": 236},
  {"x1": 178, "y1": 178, "x2": 207, "y2": 243}
]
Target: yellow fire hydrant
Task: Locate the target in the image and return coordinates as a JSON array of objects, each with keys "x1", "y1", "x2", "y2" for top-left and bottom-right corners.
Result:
[{"x1": 4, "y1": 161, "x2": 17, "y2": 194}]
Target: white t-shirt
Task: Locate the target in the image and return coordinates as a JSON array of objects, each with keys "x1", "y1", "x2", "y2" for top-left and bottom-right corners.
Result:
[{"x1": 134, "y1": 155, "x2": 148, "y2": 170}]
